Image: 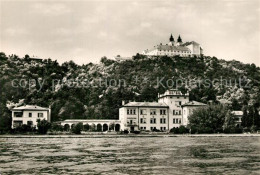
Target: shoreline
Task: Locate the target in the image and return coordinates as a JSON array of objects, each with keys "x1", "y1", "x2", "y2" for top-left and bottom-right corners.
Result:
[{"x1": 0, "y1": 133, "x2": 260, "y2": 138}]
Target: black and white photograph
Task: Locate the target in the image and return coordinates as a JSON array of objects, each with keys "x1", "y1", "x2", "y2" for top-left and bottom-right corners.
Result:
[{"x1": 0, "y1": 0, "x2": 260, "y2": 174}]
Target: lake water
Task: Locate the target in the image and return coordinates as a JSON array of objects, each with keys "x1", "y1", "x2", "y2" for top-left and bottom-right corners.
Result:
[{"x1": 0, "y1": 136, "x2": 260, "y2": 174}]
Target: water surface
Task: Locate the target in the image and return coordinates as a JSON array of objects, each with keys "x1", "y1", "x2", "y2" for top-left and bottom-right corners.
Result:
[{"x1": 0, "y1": 136, "x2": 260, "y2": 174}]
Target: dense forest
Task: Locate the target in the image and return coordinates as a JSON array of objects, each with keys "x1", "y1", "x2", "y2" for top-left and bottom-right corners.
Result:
[{"x1": 0, "y1": 52, "x2": 259, "y2": 132}]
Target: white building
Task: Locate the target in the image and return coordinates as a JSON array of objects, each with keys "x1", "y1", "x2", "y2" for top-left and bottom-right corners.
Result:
[
  {"x1": 142, "y1": 34, "x2": 203, "y2": 57},
  {"x1": 11, "y1": 105, "x2": 51, "y2": 128},
  {"x1": 60, "y1": 119, "x2": 121, "y2": 131},
  {"x1": 182, "y1": 101, "x2": 207, "y2": 126},
  {"x1": 114, "y1": 55, "x2": 132, "y2": 62},
  {"x1": 231, "y1": 111, "x2": 243, "y2": 127},
  {"x1": 231, "y1": 111, "x2": 260, "y2": 128},
  {"x1": 120, "y1": 89, "x2": 206, "y2": 131},
  {"x1": 158, "y1": 90, "x2": 190, "y2": 129},
  {"x1": 119, "y1": 101, "x2": 169, "y2": 131}
]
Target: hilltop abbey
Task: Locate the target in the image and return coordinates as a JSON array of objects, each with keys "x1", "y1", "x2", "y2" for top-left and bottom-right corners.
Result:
[{"x1": 142, "y1": 34, "x2": 203, "y2": 57}]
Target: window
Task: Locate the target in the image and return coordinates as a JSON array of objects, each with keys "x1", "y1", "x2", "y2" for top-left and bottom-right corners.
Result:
[
  {"x1": 150, "y1": 118, "x2": 156, "y2": 124},
  {"x1": 173, "y1": 110, "x2": 181, "y2": 115},
  {"x1": 140, "y1": 118, "x2": 146, "y2": 124},
  {"x1": 151, "y1": 127, "x2": 156, "y2": 131},
  {"x1": 160, "y1": 127, "x2": 166, "y2": 131},
  {"x1": 173, "y1": 118, "x2": 181, "y2": 124},
  {"x1": 13, "y1": 121, "x2": 23, "y2": 127},
  {"x1": 29, "y1": 113, "x2": 32, "y2": 117},
  {"x1": 27, "y1": 121, "x2": 33, "y2": 126},
  {"x1": 140, "y1": 109, "x2": 147, "y2": 115},
  {"x1": 14, "y1": 112, "x2": 23, "y2": 117},
  {"x1": 160, "y1": 109, "x2": 166, "y2": 115},
  {"x1": 175, "y1": 101, "x2": 182, "y2": 107},
  {"x1": 140, "y1": 127, "x2": 146, "y2": 130},
  {"x1": 128, "y1": 120, "x2": 133, "y2": 124},
  {"x1": 127, "y1": 109, "x2": 136, "y2": 115},
  {"x1": 150, "y1": 109, "x2": 156, "y2": 115},
  {"x1": 38, "y1": 113, "x2": 43, "y2": 117},
  {"x1": 160, "y1": 118, "x2": 166, "y2": 124}
]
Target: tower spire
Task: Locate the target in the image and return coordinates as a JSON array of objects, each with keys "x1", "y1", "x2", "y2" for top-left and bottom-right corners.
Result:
[
  {"x1": 177, "y1": 35, "x2": 182, "y2": 43},
  {"x1": 169, "y1": 34, "x2": 174, "y2": 42}
]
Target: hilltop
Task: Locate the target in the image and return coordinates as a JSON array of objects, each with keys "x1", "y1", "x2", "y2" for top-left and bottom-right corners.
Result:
[{"x1": 0, "y1": 52, "x2": 259, "y2": 131}]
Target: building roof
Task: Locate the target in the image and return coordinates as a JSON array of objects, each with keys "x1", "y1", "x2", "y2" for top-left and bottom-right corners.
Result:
[
  {"x1": 182, "y1": 101, "x2": 207, "y2": 107},
  {"x1": 158, "y1": 89, "x2": 189, "y2": 98},
  {"x1": 157, "y1": 45, "x2": 191, "y2": 52},
  {"x1": 218, "y1": 99, "x2": 232, "y2": 104},
  {"x1": 123, "y1": 102, "x2": 168, "y2": 108},
  {"x1": 143, "y1": 44, "x2": 191, "y2": 54},
  {"x1": 114, "y1": 55, "x2": 132, "y2": 61},
  {"x1": 12, "y1": 105, "x2": 49, "y2": 111},
  {"x1": 181, "y1": 41, "x2": 200, "y2": 46}
]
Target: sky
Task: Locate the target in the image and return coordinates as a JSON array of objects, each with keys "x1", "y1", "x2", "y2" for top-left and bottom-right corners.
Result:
[{"x1": 0, "y1": 0, "x2": 259, "y2": 66}]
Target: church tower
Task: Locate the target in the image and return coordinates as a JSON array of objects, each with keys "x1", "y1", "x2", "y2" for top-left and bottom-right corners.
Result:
[
  {"x1": 176, "y1": 35, "x2": 183, "y2": 46},
  {"x1": 169, "y1": 34, "x2": 175, "y2": 46}
]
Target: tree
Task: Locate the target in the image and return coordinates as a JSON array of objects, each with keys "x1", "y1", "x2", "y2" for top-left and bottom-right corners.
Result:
[
  {"x1": 37, "y1": 119, "x2": 51, "y2": 134},
  {"x1": 241, "y1": 106, "x2": 249, "y2": 128},
  {"x1": 188, "y1": 104, "x2": 230, "y2": 133},
  {"x1": 0, "y1": 107, "x2": 11, "y2": 133},
  {"x1": 71, "y1": 122, "x2": 83, "y2": 134},
  {"x1": 100, "y1": 56, "x2": 115, "y2": 66},
  {"x1": 223, "y1": 111, "x2": 236, "y2": 133}
]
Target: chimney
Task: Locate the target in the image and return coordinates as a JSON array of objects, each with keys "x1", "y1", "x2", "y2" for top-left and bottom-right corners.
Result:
[{"x1": 122, "y1": 100, "x2": 125, "y2": 105}]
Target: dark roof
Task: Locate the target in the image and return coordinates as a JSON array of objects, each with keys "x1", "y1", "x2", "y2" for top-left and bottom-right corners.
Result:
[
  {"x1": 169, "y1": 34, "x2": 174, "y2": 42},
  {"x1": 123, "y1": 102, "x2": 168, "y2": 108},
  {"x1": 177, "y1": 35, "x2": 182, "y2": 42},
  {"x1": 181, "y1": 41, "x2": 200, "y2": 46},
  {"x1": 182, "y1": 101, "x2": 207, "y2": 107}
]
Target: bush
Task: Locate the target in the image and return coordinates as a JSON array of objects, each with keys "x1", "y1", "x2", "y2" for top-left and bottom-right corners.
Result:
[
  {"x1": 234, "y1": 127, "x2": 243, "y2": 133},
  {"x1": 51, "y1": 123, "x2": 63, "y2": 131},
  {"x1": 243, "y1": 127, "x2": 250, "y2": 133},
  {"x1": 123, "y1": 130, "x2": 129, "y2": 134},
  {"x1": 37, "y1": 119, "x2": 51, "y2": 134},
  {"x1": 170, "y1": 127, "x2": 179, "y2": 134},
  {"x1": 179, "y1": 125, "x2": 189, "y2": 134},
  {"x1": 250, "y1": 125, "x2": 257, "y2": 133},
  {"x1": 71, "y1": 122, "x2": 83, "y2": 134},
  {"x1": 170, "y1": 126, "x2": 189, "y2": 134},
  {"x1": 14, "y1": 124, "x2": 35, "y2": 133},
  {"x1": 152, "y1": 128, "x2": 160, "y2": 132}
]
